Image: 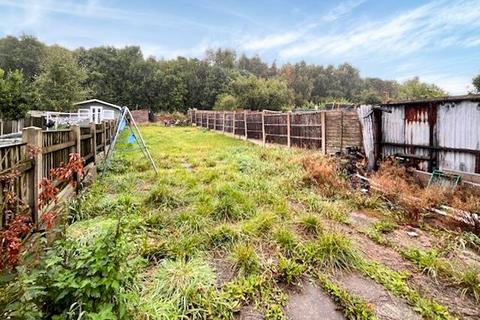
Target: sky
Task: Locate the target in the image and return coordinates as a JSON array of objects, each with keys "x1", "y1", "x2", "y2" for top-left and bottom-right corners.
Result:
[{"x1": 0, "y1": 0, "x2": 479, "y2": 94}]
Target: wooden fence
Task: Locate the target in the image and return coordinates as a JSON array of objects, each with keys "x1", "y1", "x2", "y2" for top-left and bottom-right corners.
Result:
[
  {"x1": 188, "y1": 109, "x2": 363, "y2": 154},
  {"x1": 0, "y1": 120, "x2": 116, "y2": 230}
]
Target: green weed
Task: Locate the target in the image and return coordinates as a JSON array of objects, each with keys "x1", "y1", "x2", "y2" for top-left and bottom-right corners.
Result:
[
  {"x1": 318, "y1": 275, "x2": 377, "y2": 320},
  {"x1": 277, "y1": 257, "x2": 305, "y2": 284},
  {"x1": 273, "y1": 227, "x2": 297, "y2": 256},
  {"x1": 231, "y1": 243, "x2": 261, "y2": 275},
  {"x1": 401, "y1": 248, "x2": 450, "y2": 279},
  {"x1": 300, "y1": 232, "x2": 359, "y2": 270},
  {"x1": 455, "y1": 267, "x2": 480, "y2": 302},
  {"x1": 298, "y1": 213, "x2": 323, "y2": 235}
]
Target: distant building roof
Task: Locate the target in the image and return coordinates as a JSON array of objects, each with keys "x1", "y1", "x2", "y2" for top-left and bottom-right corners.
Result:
[
  {"x1": 74, "y1": 99, "x2": 122, "y2": 110},
  {"x1": 383, "y1": 94, "x2": 480, "y2": 106}
]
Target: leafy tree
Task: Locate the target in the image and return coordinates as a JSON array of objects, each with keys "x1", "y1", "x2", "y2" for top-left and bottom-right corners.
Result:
[
  {"x1": 359, "y1": 89, "x2": 382, "y2": 105},
  {"x1": 237, "y1": 54, "x2": 272, "y2": 78},
  {"x1": 206, "y1": 48, "x2": 236, "y2": 69},
  {"x1": 0, "y1": 35, "x2": 46, "y2": 80},
  {"x1": 363, "y1": 77, "x2": 398, "y2": 101},
  {"x1": 76, "y1": 46, "x2": 147, "y2": 107},
  {"x1": 473, "y1": 74, "x2": 480, "y2": 93},
  {"x1": 396, "y1": 77, "x2": 446, "y2": 100},
  {"x1": 213, "y1": 93, "x2": 238, "y2": 110},
  {"x1": 34, "y1": 45, "x2": 86, "y2": 111},
  {"x1": 0, "y1": 69, "x2": 34, "y2": 119},
  {"x1": 232, "y1": 75, "x2": 291, "y2": 110}
]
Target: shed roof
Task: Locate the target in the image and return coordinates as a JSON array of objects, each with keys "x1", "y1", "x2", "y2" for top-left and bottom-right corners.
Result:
[
  {"x1": 382, "y1": 94, "x2": 480, "y2": 106},
  {"x1": 74, "y1": 99, "x2": 122, "y2": 110}
]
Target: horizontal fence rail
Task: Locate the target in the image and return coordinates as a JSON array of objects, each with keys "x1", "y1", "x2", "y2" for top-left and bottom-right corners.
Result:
[
  {"x1": 0, "y1": 120, "x2": 117, "y2": 230},
  {"x1": 188, "y1": 109, "x2": 363, "y2": 155}
]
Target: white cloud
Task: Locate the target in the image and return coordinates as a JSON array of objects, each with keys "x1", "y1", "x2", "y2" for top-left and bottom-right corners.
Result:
[
  {"x1": 279, "y1": 0, "x2": 480, "y2": 59},
  {"x1": 242, "y1": 31, "x2": 304, "y2": 51},
  {"x1": 239, "y1": 0, "x2": 365, "y2": 52},
  {"x1": 323, "y1": 0, "x2": 366, "y2": 22},
  {"x1": 0, "y1": 0, "x2": 223, "y2": 31}
]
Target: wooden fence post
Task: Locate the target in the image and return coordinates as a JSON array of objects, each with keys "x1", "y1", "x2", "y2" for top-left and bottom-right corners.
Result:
[
  {"x1": 223, "y1": 111, "x2": 226, "y2": 133},
  {"x1": 102, "y1": 122, "x2": 107, "y2": 152},
  {"x1": 90, "y1": 122, "x2": 97, "y2": 164},
  {"x1": 233, "y1": 111, "x2": 236, "y2": 136},
  {"x1": 261, "y1": 111, "x2": 266, "y2": 147},
  {"x1": 244, "y1": 110, "x2": 248, "y2": 140},
  {"x1": 22, "y1": 127, "x2": 43, "y2": 227},
  {"x1": 287, "y1": 111, "x2": 291, "y2": 148},
  {"x1": 207, "y1": 112, "x2": 210, "y2": 129},
  {"x1": 69, "y1": 125, "x2": 81, "y2": 188},
  {"x1": 321, "y1": 112, "x2": 326, "y2": 155},
  {"x1": 213, "y1": 112, "x2": 217, "y2": 131},
  {"x1": 70, "y1": 124, "x2": 81, "y2": 155}
]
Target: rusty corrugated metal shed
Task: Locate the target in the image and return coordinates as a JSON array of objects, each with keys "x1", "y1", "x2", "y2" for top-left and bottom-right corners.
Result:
[
  {"x1": 383, "y1": 94, "x2": 480, "y2": 106},
  {"x1": 378, "y1": 95, "x2": 480, "y2": 174}
]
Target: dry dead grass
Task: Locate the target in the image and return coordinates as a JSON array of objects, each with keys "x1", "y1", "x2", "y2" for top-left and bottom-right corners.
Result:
[
  {"x1": 370, "y1": 160, "x2": 480, "y2": 226},
  {"x1": 301, "y1": 155, "x2": 348, "y2": 197}
]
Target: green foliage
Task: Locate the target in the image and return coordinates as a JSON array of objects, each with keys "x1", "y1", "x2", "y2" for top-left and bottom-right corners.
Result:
[
  {"x1": 273, "y1": 227, "x2": 297, "y2": 256},
  {"x1": 208, "y1": 224, "x2": 240, "y2": 248},
  {"x1": 318, "y1": 275, "x2": 377, "y2": 320},
  {"x1": 0, "y1": 68, "x2": 34, "y2": 119},
  {"x1": 298, "y1": 213, "x2": 323, "y2": 235},
  {"x1": 231, "y1": 243, "x2": 261, "y2": 275},
  {"x1": 154, "y1": 258, "x2": 216, "y2": 316},
  {"x1": 401, "y1": 248, "x2": 449, "y2": 279},
  {"x1": 213, "y1": 93, "x2": 238, "y2": 110},
  {"x1": 0, "y1": 34, "x2": 46, "y2": 80},
  {"x1": 145, "y1": 184, "x2": 184, "y2": 209},
  {"x1": 396, "y1": 77, "x2": 446, "y2": 100},
  {"x1": 357, "y1": 260, "x2": 453, "y2": 319},
  {"x1": 473, "y1": 74, "x2": 480, "y2": 93},
  {"x1": 300, "y1": 232, "x2": 359, "y2": 270},
  {"x1": 1, "y1": 218, "x2": 141, "y2": 319},
  {"x1": 276, "y1": 257, "x2": 305, "y2": 284},
  {"x1": 455, "y1": 267, "x2": 480, "y2": 302},
  {"x1": 232, "y1": 75, "x2": 292, "y2": 110},
  {"x1": 211, "y1": 185, "x2": 254, "y2": 221},
  {"x1": 34, "y1": 45, "x2": 86, "y2": 111}
]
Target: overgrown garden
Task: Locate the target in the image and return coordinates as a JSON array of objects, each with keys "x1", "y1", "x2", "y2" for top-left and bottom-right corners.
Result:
[{"x1": 1, "y1": 126, "x2": 478, "y2": 319}]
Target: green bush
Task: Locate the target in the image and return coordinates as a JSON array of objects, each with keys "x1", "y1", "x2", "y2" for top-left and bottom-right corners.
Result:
[{"x1": 1, "y1": 219, "x2": 142, "y2": 319}]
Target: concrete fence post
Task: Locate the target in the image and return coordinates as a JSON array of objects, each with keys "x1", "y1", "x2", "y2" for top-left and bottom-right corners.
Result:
[
  {"x1": 321, "y1": 112, "x2": 326, "y2": 155},
  {"x1": 223, "y1": 111, "x2": 226, "y2": 133},
  {"x1": 287, "y1": 111, "x2": 291, "y2": 148},
  {"x1": 244, "y1": 110, "x2": 248, "y2": 140},
  {"x1": 22, "y1": 127, "x2": 43, "y2": 227},
  {"x1": 261, "y1": 111, "x2": 266, "y2": 147}
]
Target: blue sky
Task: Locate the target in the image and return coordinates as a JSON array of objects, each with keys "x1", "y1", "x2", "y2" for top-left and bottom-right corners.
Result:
[{"x1": 1, "y1": 0, "x2": 479, "y2": 94}]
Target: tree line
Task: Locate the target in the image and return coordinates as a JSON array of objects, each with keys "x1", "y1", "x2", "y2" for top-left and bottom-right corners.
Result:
[{"x1": 1, "y1": 34, "x2": 477, "y2": 120}]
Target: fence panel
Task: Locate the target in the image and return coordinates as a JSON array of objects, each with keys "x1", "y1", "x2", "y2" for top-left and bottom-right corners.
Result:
[
  {"x1": 291, "y1": 112, "x2": 323, "y2": 149},
  {"x1": 246, "y1": 112, "x2": 263, "y2": 140},
  {"x1": 0, "y1": 143, "x2": 33, "y2": 228},
  {"x1": 264, "y1": 113, "x2": 288, "y2": 145},
  {"x1": 42, "y1": 130, "x2": 74, "y2": 179},
  {"x1": 234, "y1": 112, "x2": 246, "y2": 137},
  {"x1": 225, "y1": 112, "x2": 234, "y2": 133}
]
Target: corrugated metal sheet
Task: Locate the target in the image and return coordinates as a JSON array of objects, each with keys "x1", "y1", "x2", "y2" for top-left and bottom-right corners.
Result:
[
  {"x1": 357, "y1": 105, "x2": 375, "y2": 169},
  {"x1": 437, "y1": 101, "x2": 480, "y2": 172},
  {"x1": 379, "y1": 99, "x2": 480, "y2": 174},
  {"x1": 382, "y1": 106, "x2": 405, "y2": 159}
]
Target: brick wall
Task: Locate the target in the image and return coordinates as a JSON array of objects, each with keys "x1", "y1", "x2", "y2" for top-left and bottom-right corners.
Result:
[{"x1": 130, "y1": 109, "x2": 149, "y2": 123}]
